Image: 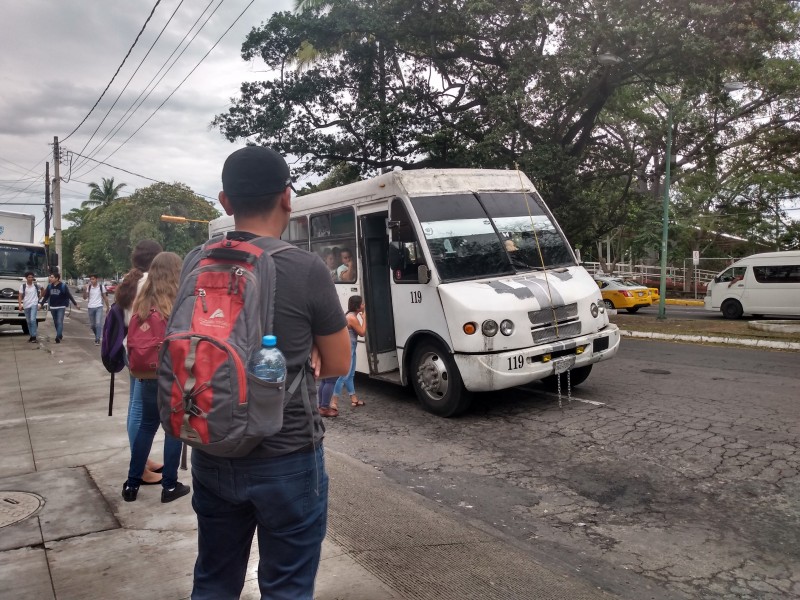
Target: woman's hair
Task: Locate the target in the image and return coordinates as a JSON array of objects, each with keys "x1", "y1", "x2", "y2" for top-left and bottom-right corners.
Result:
[
  {"x1": 115, "y1": 239, "x2": 164, "y2": 310},
  {"x1": 131, "y1": 239, "x2": 162, "y2": 271},
  {"x1": 132, "y1": 252, "x2": 183, "y2": 321},
  {"x1": 347, "y1": 295, "x2": 363, "y2": 313}
]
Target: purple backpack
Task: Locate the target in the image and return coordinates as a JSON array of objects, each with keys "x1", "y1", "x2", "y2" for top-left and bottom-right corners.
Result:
[{"x1": 101, "y1": 303, "x2": 127, "y2": 374}]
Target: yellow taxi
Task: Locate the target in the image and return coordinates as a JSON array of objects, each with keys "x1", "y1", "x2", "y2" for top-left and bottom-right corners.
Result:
[{"x1": 593, "y1": 276, "x2": 653, "y2": 313}]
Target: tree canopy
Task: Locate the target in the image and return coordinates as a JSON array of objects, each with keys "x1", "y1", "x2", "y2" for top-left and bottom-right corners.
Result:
[
  {"x1": 62, "y1": 182, "x2": 219, "y2": 277},
  {"x1": 214, "y1": 0, "x2": 800, "y2": 254}
]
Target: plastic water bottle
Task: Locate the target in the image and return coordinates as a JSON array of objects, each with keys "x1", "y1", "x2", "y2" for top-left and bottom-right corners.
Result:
[{"x1": 248, "y1": 335, "x2": 286, "y2": 383}]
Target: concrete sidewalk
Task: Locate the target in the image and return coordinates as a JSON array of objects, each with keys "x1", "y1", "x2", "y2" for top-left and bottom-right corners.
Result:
[{"x1": 0, "y1": 318, "x2": 614, "y2": 600}]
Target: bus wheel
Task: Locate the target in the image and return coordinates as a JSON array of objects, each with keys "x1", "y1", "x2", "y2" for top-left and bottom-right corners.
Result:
[
  {"x1": 21, "y1": 321, "x2": 29, "y2": 335},
  {"x1": 541, "y1": 364, "x2": 593, "y2": 392},
  {"x1": 411, "y1": 341, "x2": 472, "y2": 417},
  {"x1": 721, "y1": 299, "x2": 743, "y2": 320}
]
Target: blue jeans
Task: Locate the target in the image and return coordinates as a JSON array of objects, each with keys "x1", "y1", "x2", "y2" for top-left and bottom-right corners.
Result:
[
  {"x1": 126, "y1": 379, "x2": 182, "y2": 489},
  {"x1": 24, "y1": 306, "x2": 38, "y2": 338},
  {"x1": 317, "y1": 378, "x2": 336, "y2": 408},
  {"x1": 50, "y1": 308, "x2": 65, "y2": 339},
  {"x1": 126, "y1": 372, "x2": 142, "y2": 449},
  {"x1": 87, "y1": 306, "x2": 104, "y2": 342},
  {"x1": 333, "y1": 339, "x2": 357, "y2": 397},
  {"x1": 191, "y1": 446, "x2": 328, "y2": 600}
]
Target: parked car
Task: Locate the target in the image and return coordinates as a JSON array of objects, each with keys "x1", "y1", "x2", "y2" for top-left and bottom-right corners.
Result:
[
  {"x1": 594, "y1": 276, "x2": 653, "y2": 313},
  {"x1": 105, "y1": 281, "x2": 118, "y2": 294}
]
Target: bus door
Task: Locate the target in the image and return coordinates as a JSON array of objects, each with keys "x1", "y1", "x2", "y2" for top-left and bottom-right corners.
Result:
[{"x1": 359, "y1": 212, "x2": 398, "y2": 375}]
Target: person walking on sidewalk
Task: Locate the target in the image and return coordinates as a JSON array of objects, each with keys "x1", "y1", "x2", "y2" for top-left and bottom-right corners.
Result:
[
  {"x1": 83, "y1": 274, "x2": 109, "y2": 346},
  {"x1": 40, "y1": 271, "x2": 79, "y2": 343},
  {"x1": 121, "y1": 251, "x2": 189, "y2": 504},
  {"x1": 331, "y1": 295, "x2": 367, "y2": 410},
  {"x1": 18, "y1": 271, "x2": 42, "y2": 342},
  {"x1": 188, "y1": 146, "x2": 350, "y2": 600}
]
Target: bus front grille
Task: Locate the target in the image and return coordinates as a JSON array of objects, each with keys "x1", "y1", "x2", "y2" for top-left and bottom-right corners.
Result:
[{"x1": 529, "y1": 303, "x2": 580, "y2": 344}]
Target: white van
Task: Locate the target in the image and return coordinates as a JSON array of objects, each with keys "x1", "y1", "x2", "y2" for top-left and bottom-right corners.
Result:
[{"x1": 704, "y1": 250, "x2": 800, "y2": 319}]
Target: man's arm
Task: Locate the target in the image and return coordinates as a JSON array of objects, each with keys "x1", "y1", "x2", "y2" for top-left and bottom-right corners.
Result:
[
  {"x1": 312, "y1": 329, "x2": 350, "y2": 379},
  {"x1": 17, "y1": 287, "x2": 23, "y2": 310}
]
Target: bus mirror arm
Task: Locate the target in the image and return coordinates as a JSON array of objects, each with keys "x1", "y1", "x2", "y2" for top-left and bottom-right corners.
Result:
[{"x1": 388, "y1": 242, "x2": 404, "y2": 270}]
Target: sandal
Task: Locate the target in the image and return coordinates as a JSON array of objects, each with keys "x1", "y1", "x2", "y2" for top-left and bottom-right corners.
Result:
[
  {"x1": 330, "y1": 395, "x2": 340, "y2": 411},
  {"x1": 350, "y1": 396, "x2": 365, "y2": 407}
]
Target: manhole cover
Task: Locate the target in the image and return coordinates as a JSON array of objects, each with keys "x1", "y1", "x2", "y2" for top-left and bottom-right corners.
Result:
[
  {"x1": 0, "y1": 491, "x2": 45, "y2": 528},
  {"x1": 640, "y1": 368, "x2": 671, "y2": 375}
]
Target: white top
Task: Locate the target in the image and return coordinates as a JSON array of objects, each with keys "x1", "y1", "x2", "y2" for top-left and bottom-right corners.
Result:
[
  {"x1": 86, "y1": 283, "x2": 107, "y2": 309},
  {"x1": 124, "y1": 273, "x2": 148, "y2": 327},
  {"x1": 19, "y1": 283, "x2": 39, "y2": 309}
]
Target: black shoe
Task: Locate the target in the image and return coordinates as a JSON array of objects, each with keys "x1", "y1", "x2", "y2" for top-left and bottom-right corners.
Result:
[
  {"x1": 55, "y1": 337, "x2": 61, "y2": 343},
  {"x1": 161, "y1": 482, "x2": 191, "y2": 503},
  {"x1": 122, "y1": 482, "x2": 139, "y2": 502}
]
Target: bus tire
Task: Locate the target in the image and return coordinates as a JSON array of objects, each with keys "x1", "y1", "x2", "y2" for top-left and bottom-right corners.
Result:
[
  {"x1": 541, "y1": 364, "x2": 592, "y2": 392},
  {"x1": 410, "y1": 341, "x2": 472, "y2": 417},
  {"x1": 721, "y1": 299, "x2": 743, "y2": 320},
  {"x1": 21, "y1": 320, "x2": 29, "y2": 335}
]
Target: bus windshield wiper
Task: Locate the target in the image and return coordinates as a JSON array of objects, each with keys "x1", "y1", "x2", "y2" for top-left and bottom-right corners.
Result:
[{"x1": 508, "y1": 256, "x2": 542, "y2": 271}]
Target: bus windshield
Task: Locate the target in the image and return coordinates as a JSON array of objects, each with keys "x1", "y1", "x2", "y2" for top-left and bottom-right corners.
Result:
[
  {"x1": 0, "y1": 244, "x2": 48, "y2": 277},
  {"x1": 410, "y1": 192, "x2": 575, "y2": 282}
]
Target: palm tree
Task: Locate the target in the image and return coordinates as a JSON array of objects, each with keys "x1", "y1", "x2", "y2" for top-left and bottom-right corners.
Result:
[{"x1": 83, "y1": 177, "x2": 126, "y2": 208}]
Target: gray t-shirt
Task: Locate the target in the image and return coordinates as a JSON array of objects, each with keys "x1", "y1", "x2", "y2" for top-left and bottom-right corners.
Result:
[{"x1": 186, "y1": 232, "x2": 346, "y2": 458}]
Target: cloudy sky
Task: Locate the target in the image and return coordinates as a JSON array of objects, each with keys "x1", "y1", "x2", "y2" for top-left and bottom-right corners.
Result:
[{"x1": 0, "y1": 0, "x2": 295, "y2": 240}]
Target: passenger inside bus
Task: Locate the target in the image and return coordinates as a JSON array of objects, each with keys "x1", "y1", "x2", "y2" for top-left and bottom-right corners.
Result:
[
  {"x1": 337, "y1": 247, "x2": 357, "y2": 282},
  {"x1": 322, "y1": 248, "x2": 338, "y2": 281}
]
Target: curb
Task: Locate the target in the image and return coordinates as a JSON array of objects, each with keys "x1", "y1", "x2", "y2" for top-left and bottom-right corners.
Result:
[
  {"x1": 619, "y1": 329, "x2": 800, "y2": 351},
  {"x1": 664, "y1": 299, "x2": 705, "y2": 306}
]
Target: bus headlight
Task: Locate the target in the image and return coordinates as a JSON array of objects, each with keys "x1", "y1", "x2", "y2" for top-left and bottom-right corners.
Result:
[
  {"x1": 482, "y1": 319, "x2": 499, "y2": 337},
  {"x1": 590, "y1": 303, "x2": 599, "y2": 318},
  {"x1": 500, "y1": 319, "x2": 514, "y2": 336}
]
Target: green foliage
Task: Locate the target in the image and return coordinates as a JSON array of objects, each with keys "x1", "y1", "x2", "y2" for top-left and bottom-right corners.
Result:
[
  {"x1": 83, "y1": 177, "x2": 126, "y2": 208},
  {"x1": 62, "y1": 182, "x2": 219, "y2": 277},
  {"x1": 214, "y1": 0, "x2": 800, "y2": 259}
]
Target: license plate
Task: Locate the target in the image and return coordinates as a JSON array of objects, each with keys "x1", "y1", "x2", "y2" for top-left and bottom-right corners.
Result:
[
  {"x1": 1, "y1": 305, "x2": 19, "y2": 312},
  {"x1": 552, "y1": 355, "x2": 575, "y2": 375},
  {"x1": 638, "y1": 291, "x2": 645, "y2": 297}
]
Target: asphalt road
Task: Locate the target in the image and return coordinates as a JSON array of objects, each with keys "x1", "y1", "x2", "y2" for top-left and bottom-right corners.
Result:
[
  {"x1": 632, "y1": 304, "x2": 800, "y2": 321},
  {"x1": 322, "y1": 339, "x2": 800, "y2": 600},
  {"x1": 45, "y1": 307, "x2": 800, "y2": 599}
]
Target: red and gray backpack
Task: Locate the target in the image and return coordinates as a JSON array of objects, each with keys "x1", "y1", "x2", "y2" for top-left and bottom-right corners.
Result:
[{"x1": 156, "y1": 235, "x2": 306, "y2": 457}]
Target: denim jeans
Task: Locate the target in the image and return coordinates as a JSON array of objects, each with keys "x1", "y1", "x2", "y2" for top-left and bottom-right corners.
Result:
[
  {"x1": 317, "y1": 378, "x2": 336, "y2": 408},
  {"x1": 126, "y1": 379, "x2": 182, "y2": 489},
  {"x1": 126, "y1": 372, "x2": 142, "y2": 449},
  {"x1": 87, "y1": 306, "x2": 104, "y2": 342},
  {"x1": 333, "y1": 339, "x2": 357, "y2": 397},
  {"x1": 50, "y1": 308, "x2": 65, "y2": 339},
  {"x1": 24, "y1": 306, "x2": 38, "y2": 338},
  {"x1": 191, "y1": 446, "x2": 328, "y2": 600}
]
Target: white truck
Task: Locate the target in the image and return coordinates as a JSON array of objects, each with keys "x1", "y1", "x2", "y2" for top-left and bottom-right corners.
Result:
[{"x1": 0, "y1": 210, "x2": 49, "y2": 334}]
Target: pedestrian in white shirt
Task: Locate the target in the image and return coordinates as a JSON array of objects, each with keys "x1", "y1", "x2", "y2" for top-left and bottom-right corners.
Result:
[
  {"x1": 17, "y1": 271, "x2": 42, "y2": 343},
  {"x1": 83, "y1": 274, "x2": 109, "y2": 345}
]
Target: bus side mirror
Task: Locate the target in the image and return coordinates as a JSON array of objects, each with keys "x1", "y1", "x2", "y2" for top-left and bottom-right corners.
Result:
[
  {"x1": 418, "y1": 264, "x2": 430, "y2": 284},
  {"x1": 388, "y1": 242, "x2": 404, "y2": 270}
]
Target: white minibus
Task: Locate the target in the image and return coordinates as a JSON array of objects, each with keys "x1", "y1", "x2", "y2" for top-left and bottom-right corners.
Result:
[
  {"x1": 210, "y1": 169, "x2": 620, "y2": 416},
  {"x1": 704, "y1": 250, "x2": 800, "y2": 319}
]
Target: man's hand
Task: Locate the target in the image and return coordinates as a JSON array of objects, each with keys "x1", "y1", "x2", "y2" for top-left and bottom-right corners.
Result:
[{"x1": 310, "y1": 344, "x2": 322, "y2": 379}]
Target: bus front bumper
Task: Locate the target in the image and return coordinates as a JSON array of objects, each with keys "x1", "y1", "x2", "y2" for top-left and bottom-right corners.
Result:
[{"x1": 453, "y1": 325, "x2": 621, "y2": 392}]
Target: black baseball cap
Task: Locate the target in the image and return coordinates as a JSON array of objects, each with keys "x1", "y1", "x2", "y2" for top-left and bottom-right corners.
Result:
[{"x1": 221, "y1": 146, "x2": 293, "y2": 197}]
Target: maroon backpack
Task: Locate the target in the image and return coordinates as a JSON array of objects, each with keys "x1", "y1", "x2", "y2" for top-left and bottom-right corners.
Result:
[{"x1": 128, "y1": 308, "x2": 167, "y2": 379}]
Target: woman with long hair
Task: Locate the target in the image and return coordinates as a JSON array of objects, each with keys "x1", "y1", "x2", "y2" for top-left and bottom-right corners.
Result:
[
  {"x1": 331, "y1": 295, "x2": 367, "y2": 410},
  {"x1": 115, "y1": 239, "x2": 163, "y2": 484},
  {"x1": 122, "y1": 252, "x2": 190, "y2": 503}
]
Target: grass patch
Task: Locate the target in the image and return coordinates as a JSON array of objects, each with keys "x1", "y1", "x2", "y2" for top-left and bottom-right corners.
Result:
[{"x1": 610, "y1": 313, "x2": 800, "y2": 344}]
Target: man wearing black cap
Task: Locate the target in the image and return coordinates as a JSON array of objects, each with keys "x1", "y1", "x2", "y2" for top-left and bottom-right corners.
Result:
[{"x1": 189, "y1": 146, "x2": 350, "y2": 599}]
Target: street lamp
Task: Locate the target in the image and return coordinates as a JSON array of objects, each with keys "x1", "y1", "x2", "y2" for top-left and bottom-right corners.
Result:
[{"x1": 597, "y1": 53, "x2": 672, "y2": 319}]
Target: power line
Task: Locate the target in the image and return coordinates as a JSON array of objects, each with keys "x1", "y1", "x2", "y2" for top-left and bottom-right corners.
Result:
[
  {"x1": 61, "y1": 0, "x2": 163, "y2": 142},
  {"x1": 71, "y1": 0, "x2": 188, "y2": 172},
  {"x1": 71, "y1": 0, "x2": 223, "y2": 178}
]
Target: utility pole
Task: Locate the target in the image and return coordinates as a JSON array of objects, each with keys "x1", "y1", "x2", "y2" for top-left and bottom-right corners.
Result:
[
  {"x1": 52, "y1": 136, "x2": 62, "y2": 274},
  {"x1": 45, "y1": 162, "x2": 51, "y2": 267}
]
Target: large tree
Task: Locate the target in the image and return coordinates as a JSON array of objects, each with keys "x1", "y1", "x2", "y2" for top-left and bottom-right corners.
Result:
[
  {"x1": 214, "y1": 0, "x2": 800, "y2": 250},
  {"x1": 63, "y1": 182, "x2": 219, "y2": 277}
]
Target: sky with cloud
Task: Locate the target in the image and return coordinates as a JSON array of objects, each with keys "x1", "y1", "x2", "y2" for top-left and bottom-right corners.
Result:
[{"x1": 0, "y1": 0, "x2": 294, "y2": 240}]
